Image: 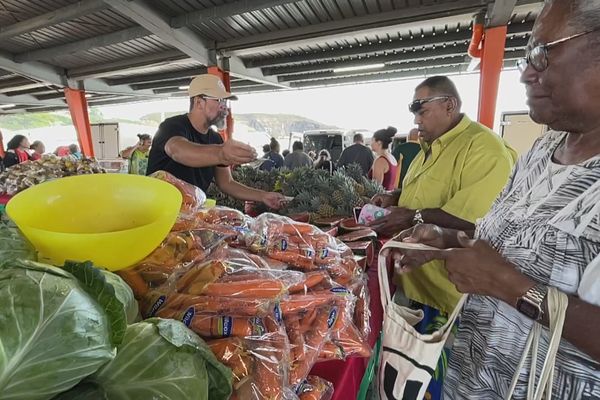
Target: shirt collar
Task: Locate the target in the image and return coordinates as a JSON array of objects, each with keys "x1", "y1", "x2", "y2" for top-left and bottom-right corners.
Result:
[{"x1": 420, "y1": 114, "x2": 471, "y2": 152}]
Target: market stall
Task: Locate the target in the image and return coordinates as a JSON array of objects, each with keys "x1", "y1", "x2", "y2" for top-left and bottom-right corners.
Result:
[{"x1": 0, "y1": 169, "x2": 383, "y2": 400}]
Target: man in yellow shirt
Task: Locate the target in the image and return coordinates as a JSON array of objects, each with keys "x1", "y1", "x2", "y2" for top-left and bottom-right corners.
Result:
[{"x1": 370, "y1": 75, "x2": 517, "y2": 313}]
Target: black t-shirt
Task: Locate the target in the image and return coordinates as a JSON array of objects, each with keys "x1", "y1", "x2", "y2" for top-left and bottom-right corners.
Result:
[{"x1": 146, "y1": 114, "x2": 224, "y2": 192}]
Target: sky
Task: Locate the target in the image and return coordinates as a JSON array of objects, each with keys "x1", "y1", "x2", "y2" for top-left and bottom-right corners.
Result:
[{"x1": 98, "y1": 68, "x2": 529, "y2": 135}]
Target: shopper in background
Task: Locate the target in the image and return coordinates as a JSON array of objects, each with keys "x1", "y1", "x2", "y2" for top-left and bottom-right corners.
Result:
[
  {"x1": 69, "y1": 144, "x2": 82, "y2": 160},
  {"x1": 337, "y1": 132, "x2": 375, "y2": 176},
  {"x1": 29, "y1": 140, "x2": 45, "y2": 161},
  {"x1": 369, "y1": 126, "x2": 399, "y2": 190},
  {"x1": 120, "y1": 134, "x2": 152, "y2": 175},
  {"x1": 4, "y1": 135, "x2": 32, "y2": 168},
  {"x1": 260, "y1": 137, "x2": 284, "y2": 171},
  {"x1": 147, "y1": 74, "x2": 286, "y2": 209},
  {"x1": 283, "y1": 141, "x2": 313, "y2": 169},
  {"x1": 392, "y1": 128, "x2": 421, "y2": 187},
  {"x1": 314, "y1": 149, "x2": 335, "y2": 174},
  {"x1": 282, "y1": 149, "x2": 290, "y2": 158}
]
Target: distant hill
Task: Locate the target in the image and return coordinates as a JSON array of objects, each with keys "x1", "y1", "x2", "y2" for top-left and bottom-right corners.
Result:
[
  {"x1": 234, "y1": 113, "x2": 337, "y2": 137},
  {"x1": 140, "y1": 112, "x2": 337, "y2": 137}
]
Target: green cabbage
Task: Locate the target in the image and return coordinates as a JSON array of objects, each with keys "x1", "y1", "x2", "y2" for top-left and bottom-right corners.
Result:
[
  {"x1": 0, "y1": 220, "x2": 36, "y2": 261},
  {"x1": 0, "y1": 260, "x2": 120, "y2": 400},
  {"x1": 98, "y1": 269, "x2": 139, "y2": 324},
  {"x1": 56, "y1": 318, "x2": 233, "y2": 400}
]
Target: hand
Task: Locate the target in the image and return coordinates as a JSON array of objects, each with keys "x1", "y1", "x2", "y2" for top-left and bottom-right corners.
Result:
[
  {"x1": 220, "y1": 139, "x2": 258, "y2": 165},
  {"x1": 371, "y1": 192, "x2": 399, "y2": 208},
  {"x1": 367, "y1": 206, "x2": 414, "y2": 237},
  {"x1": 261, "y1": 192, "x2": 287, "y2": 210},
  {"x1": 433, "y1": 232, "x2": 534, "y2": 303},
  {"x1": 383, "y1": 224, "x2": 446, "y2": 273}
]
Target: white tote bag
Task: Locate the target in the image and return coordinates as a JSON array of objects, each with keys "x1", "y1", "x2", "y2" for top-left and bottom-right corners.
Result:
[
  {"x1": 506, "y1": 287, "x2": 568, "y2": 400},
  {"x1": 377, "y1": 239, "x2": 467, "y2": 400}
]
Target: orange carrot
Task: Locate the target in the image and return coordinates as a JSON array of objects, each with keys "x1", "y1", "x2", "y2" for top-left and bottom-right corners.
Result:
[
  {"x1": 176, "y1": 260, "x2": 228, "y2": 292},
  {"x1": 200, "y1": 279, "x2": 284, "y2": 298},
  {"x1": 190, "y1": 315, "x2": 256, "y2": 338},
  {"x1": 288, "y1": 271, "x2": 327, "y2": 294},
  {"x1": 117, "y1": 269, "x2": 149, "y2": 298},
  {"x1": 281, "y1": 223, "x2": 314, "y2": 235},
  {"x1": 268, "y1": 249, "x2": 315, "y2": 270},
  {"x1": 290, "y1": 308, "x2": 331, "y2": 386}
]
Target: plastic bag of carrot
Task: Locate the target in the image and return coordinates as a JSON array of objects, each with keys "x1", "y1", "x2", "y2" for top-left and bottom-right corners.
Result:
[{"x1": 117, "y1": 228, "x2": 232, "y2": 299}]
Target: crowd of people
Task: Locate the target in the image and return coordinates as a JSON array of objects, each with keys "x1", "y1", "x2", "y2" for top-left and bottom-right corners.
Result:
[{"x1": 0, "y1": 131, "x2": 83, "y2": 170}]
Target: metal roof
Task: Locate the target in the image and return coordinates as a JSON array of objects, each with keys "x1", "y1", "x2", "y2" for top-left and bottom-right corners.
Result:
[{"x1": 0, "y1": 0, "x2": 543, "y2": 113}]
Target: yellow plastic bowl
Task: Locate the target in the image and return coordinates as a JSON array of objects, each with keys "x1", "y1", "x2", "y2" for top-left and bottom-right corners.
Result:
[{"x1": 6, "y1": 174, "x2": 182, "y2": 271}]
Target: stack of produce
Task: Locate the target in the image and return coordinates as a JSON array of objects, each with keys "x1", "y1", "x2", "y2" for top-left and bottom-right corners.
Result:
[
  {"x1": 0, "y1": 154, "x2": 105, "y2": 195},
  {"x1": 0, "y1": 257, "x2": 232, "y2": 400},
  {"x1": 117, "y1": 173, "x2": 372, "y2": 400},
  {"x1": 207, "y1": 163, "x2": 384, "y2": 219}
]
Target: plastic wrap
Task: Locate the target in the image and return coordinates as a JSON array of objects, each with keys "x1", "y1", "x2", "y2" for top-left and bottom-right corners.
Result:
[
  {"x1": 350, "y1": 276, "x2": 371, "y2": 339},
  {"x1": 297, "y1": 376, "x2": 334, "y2": 400},
  {"x1": 284, "y1": 304, "x2": 335, "y2": 388},
  {"x1": 210, "y1": 332, "x2": 290, "y2": 400},
  {"x1": 150, "y1": 170, "x2": 206, "y2": 213},
  {"x1": 239, "y1": 214, "x2": 345, "y2": 271},
  {"x1": 117, "y1": 228, "x2": 230, "y2": 298}
]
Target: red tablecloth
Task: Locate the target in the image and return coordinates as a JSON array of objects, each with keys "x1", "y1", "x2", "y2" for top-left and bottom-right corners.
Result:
[{"x1": 311, "y1": 253, "x2": 391, "y2": 399}]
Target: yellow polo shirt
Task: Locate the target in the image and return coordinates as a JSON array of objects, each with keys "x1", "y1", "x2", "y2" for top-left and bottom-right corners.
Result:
[{"x1": 397, "y1": 115, "x2": 517, "y2": 313}]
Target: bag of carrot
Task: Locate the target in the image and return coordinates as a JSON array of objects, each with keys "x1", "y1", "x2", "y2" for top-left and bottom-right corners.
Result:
[{"x1": 117, "y1": 228, "x2": 232, "y2": 298}]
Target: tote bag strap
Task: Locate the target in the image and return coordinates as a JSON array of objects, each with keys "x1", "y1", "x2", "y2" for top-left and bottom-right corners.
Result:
[
  {"x1": 505, "y1": 287, "x2": 568, "y2": 400},
  {"x1": 377, "y1": 239, "x2": 467, "y2": 327}
]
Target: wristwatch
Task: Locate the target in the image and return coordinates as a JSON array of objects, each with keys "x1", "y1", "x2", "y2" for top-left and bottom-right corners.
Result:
[
  {"x1": 516, "y1": 284, "x2": 548, "y2": 321},
  {"x1": 413, "y1": 209, "x2": 424, "y2": 225}
]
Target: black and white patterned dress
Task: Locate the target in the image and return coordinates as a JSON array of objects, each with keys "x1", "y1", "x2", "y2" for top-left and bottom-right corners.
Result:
[{"x1": 444, "y1": 130, "x2": 600, "y2": 400}]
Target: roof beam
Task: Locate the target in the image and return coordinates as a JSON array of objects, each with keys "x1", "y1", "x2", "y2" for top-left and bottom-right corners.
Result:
[
  {"x1": 0, "y1": 0, "x2": 108, "y2": 41},
  {"x1": 103, "y1": 0, "x2": 214, "y2": 66},
  {"x1": 13, "y1": 26, "x2": 149, "y2": 63},
  {"x1": 277, "y1": 56, "x2": 470, "y2": 82},
  {"x1": 0, "y1": 50, "x2": 69, "y2": 87},
  {"x1": 170, "y1": 0, "x2": 301, "y2": 28},
  {"x1": 104, "y1": 66, "x2": 206, "y2": 86},
  {"x1": 217, "y1": 0, "x2": 489, "y2": 53},
  {"x1": 131, "y1": 78, "x2": 192, "y2": 91},
  {"x1": 226, "y1": 56, "x2": 290, "y2": 88},
  {"x1": 67, "y1": 50, "x2": 189, "y2": 79},
  {"x1": 290, "y1": 65, "x2": 469, "y2": 88},
  {"x1": 281, "y1": 50, "x2": 524, "y2": 83},
  {"x1": 261, "y1": 36, "x2": 528, "y2": 76},
  {"x1": 0, "y1": 93, "x2": 65, "y2": 107},
  {"x1": 245, "y1": 21, "x2": 532, "y2": 68},
  {"x1": 487, "y1": 0, "x2": 519, "y2": 27}
]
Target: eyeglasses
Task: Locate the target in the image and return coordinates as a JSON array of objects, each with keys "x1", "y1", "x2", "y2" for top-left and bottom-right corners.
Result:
[
  {"x1": 517, "y1": 29, "x2": 599, "y2": 73},
  {"x1": 408, "y1": 96, "x2": 450, "y2": 114},
  {"x1": 200, "y1": 96, "x2": 230, "y2": 107}
]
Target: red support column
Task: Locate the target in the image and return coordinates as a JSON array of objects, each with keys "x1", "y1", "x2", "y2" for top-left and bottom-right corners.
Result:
[
  {"x1": 208, "y1": 66, "x2": 233, "y2": 141},
  {"x1": 64, "y1": 88, "x2": 94, "y2": 157},
  {"x1": 477, "y1": 25, "x2": 507, "y2": 129}
]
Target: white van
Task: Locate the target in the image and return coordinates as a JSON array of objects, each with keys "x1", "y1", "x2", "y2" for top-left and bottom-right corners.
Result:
[{"x1": 303, "y1": 129, "x2": 373, "y2": 161}]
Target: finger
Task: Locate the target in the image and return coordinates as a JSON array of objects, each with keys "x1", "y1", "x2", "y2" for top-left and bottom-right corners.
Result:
[{"x1": 456, "y1": 231, "x2": 476, "y2": 248}]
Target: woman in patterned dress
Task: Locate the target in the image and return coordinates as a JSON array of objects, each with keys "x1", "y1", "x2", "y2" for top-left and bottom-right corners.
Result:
[{"x1": 386, "y1": 1, "x2": 600, "y2": 398}]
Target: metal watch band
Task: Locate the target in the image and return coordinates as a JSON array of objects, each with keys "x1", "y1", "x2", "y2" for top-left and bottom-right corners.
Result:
[
  {"x1": 522, "y1": 284, "x2": 548, "y2": 320},
  {"x1": 413, "y1": 209, "x2": 424, "y2": 225}
]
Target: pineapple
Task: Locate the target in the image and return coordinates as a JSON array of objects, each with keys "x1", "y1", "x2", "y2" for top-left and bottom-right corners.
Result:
[
  {"x1": 318, "y1": 203, "x2": 336, "y2": 217},
  {"x1": 332, "y1": 190, "x2": 345, "y2": 204}
]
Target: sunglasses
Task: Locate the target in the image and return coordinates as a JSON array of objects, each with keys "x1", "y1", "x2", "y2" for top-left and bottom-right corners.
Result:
[
  {"x1": 517, "y1": 28, "x2": 600, "y2": 73},
  {"x1": 408, "y1": 96, "x2": 451, "y2": 114}
]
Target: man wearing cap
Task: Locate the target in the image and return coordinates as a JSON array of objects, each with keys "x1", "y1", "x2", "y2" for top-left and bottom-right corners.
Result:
[{"x1": 147, "y1": 74, "x2": 286, "y2": 209}]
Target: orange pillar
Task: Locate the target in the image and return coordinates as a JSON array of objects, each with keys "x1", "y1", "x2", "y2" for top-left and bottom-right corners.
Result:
[
  {"x1": 477, "y1": 25, "x2": 507, "y2": 129},
  {"x1": 208, "y1": 66, "x2": 233, "y2": 141},
  {"x1": 64, "y1": 88, "x2": 94, "y2": 157}
]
